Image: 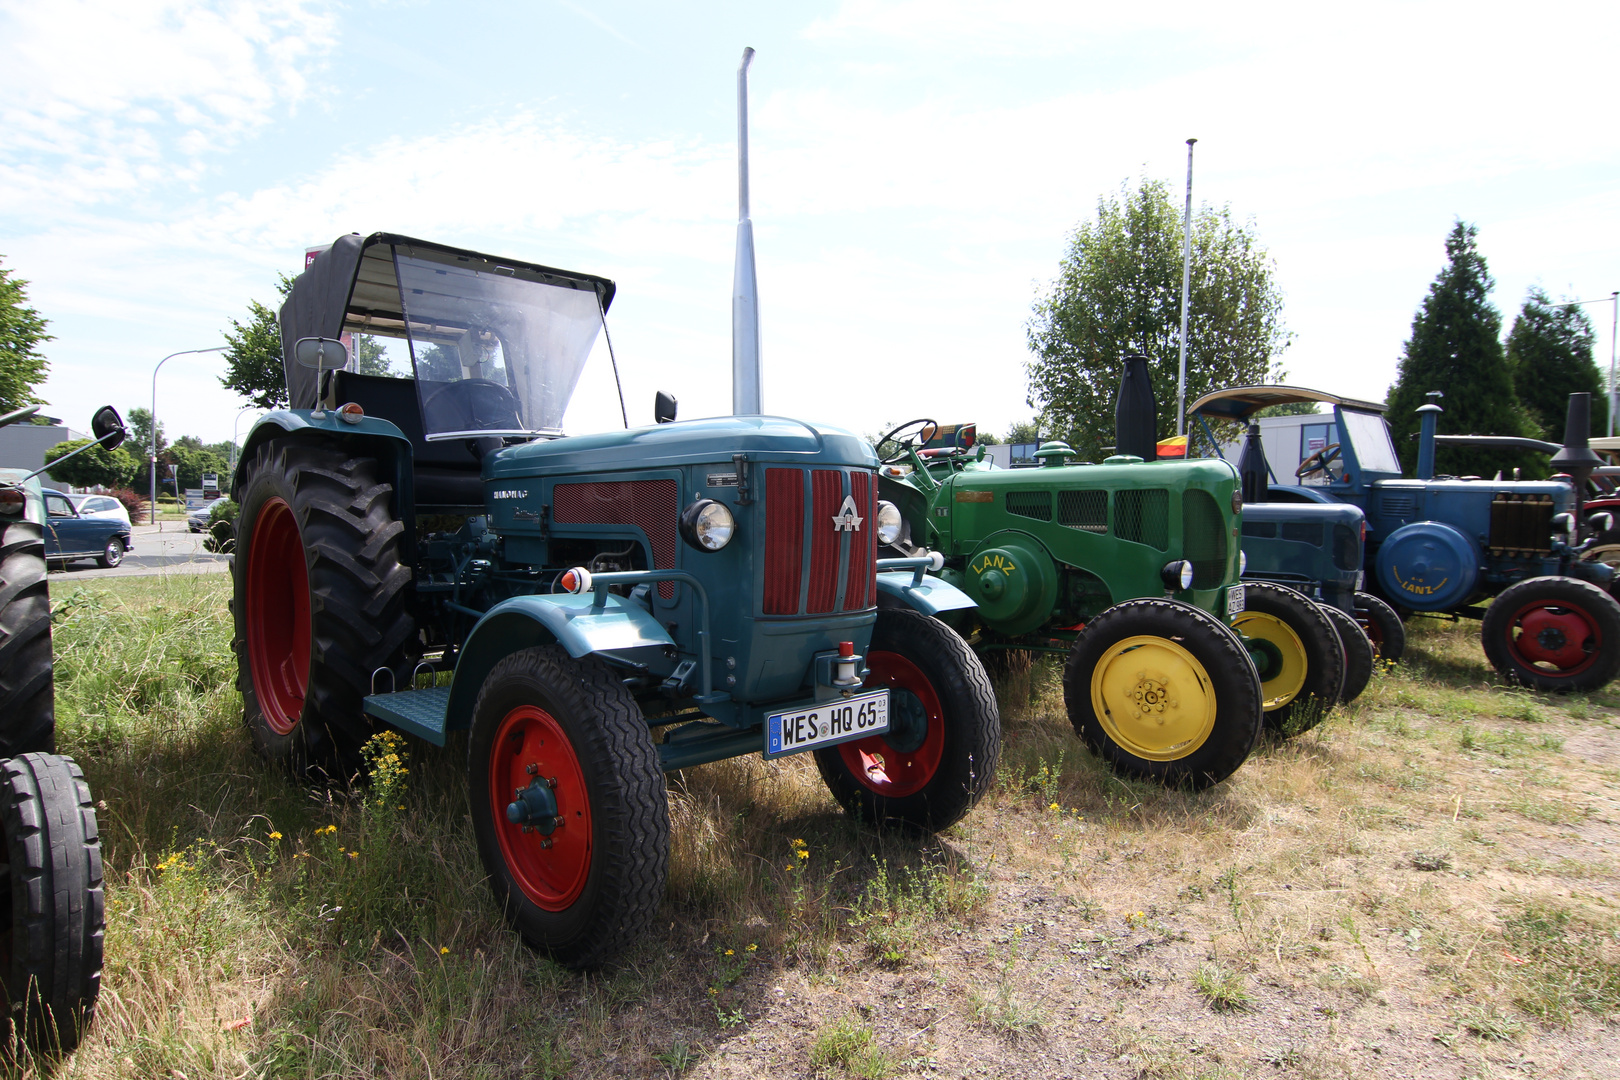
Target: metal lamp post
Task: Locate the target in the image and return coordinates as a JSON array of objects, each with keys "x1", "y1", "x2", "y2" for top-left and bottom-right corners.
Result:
[
  {"x1": 230, "y1": 406, "x2": 263, "y2": 471},
  {"x1": 1558, "y1": 294, "x2": 1619, "y2": 438},
  {"x1": 150, "y1": 347, "x2": 227, "y2": 525}
]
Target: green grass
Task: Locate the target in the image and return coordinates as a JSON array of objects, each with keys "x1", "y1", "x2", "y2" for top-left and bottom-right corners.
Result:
[{"x1": 1192, "y1": 962, "x2": 1253, "y2": 1012}]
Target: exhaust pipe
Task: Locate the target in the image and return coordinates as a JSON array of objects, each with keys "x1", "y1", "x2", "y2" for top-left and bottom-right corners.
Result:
[
  {"x1": 1115, "y1": 354, "x2": 1158, "y2": 461},
  {"x1": 732, "y1": 47, "x2": 762, "y2": 415}
]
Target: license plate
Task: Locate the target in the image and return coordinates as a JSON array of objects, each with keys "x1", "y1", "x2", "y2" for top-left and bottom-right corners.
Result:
[
  {"x1": 765, "y1": 689, "x2": 889, "y2": 757},
  {"x1": 1226, "y1": 584, "x2": 1245, "y2": 617}
]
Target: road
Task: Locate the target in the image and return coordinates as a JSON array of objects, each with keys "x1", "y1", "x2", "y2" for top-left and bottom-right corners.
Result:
[{"x1": 50, "y1": 521, "x2": 231, "y2": 580}]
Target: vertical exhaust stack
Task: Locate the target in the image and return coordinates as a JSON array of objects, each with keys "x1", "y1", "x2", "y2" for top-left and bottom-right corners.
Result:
[
  {"x1": 1238, "y1": 422, "x2": 1270, "y2": 503},
  {"x1": 1115, "y1": 354, "x2": 1158, "y2": 460},
  {"x1": 732, "y1": 47, "x2": 762, "y2": 416},
  {"x1": 1551, "y1": 391, "x2": 1603, "y2": 536}
]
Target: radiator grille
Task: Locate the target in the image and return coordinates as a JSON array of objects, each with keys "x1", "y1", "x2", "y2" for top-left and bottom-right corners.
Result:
[
  {"x1": 1282, "y1": 521, "x2": 1324, "y2": 545},
  {"x1": 1242, "y1": 520, "x2": 1277, "y2": 539},
  {"x1": 1380, "y1": 493, "x2": 1416, "y2": 518},
  {"x1": 1333, "y1": 523, "x2": 1361, "y2": 571},
  {"x1": 1488, "y1": 493, "x2": 1554, "y2": 555},
  {"x1": 844, "y1": 471, "x2": 875, "y2": 611},
  {"x1": 764, "y1": 469, "x2": 804, "y2": 614},
  {"x1": 552, "y1": 479, "x2": 678, "y2": 597},
  {"x1": 1115, "y1": 489, "x2": 1169, "y2": 550},
  {"x1": 1058, "y1": 489, "x2": 1108, "y2": 533},
  {"x1": 1182, "y1": 489, "x2": 1229, "y2": 589},
  {"x1": 1005, "y1": 490, "x2": 1052, "y2": 522}
]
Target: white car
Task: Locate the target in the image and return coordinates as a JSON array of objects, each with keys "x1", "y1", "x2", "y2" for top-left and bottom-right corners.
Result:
[
  {"x1": 69, "y1": 493, "x2": 132, "y2": 528},
  {"x1": 188, "y1": 496, "x2": 230, "y2": 533}
]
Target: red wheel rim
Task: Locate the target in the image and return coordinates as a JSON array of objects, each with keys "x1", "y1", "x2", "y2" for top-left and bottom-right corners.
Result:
[
  {"x1": 1504, "y1": 599, "x2": 1602, "y2": 678},
  {"x1": 245, "y1": 497, "x2": 310, "y2": 737},
  {"x1": 489, "y1": 706, "x2": 593, "y2": 912},
  {"x1": 836, "y1": 651, "x2": 946, "y2": 798}
]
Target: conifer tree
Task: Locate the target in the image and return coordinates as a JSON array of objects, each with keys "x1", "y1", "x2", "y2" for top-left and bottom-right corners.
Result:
[
  {"x1": 1507, "y1": 287, "x2": 1606, "y2": 440},
  {"x1": 1385, "y1": 222, "x2": 1537, "y2": 478}
]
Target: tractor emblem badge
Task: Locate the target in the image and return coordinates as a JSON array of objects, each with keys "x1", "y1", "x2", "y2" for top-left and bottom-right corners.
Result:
[{"x1": 832, "y1": 494, "x2": 864, "y2": 532}]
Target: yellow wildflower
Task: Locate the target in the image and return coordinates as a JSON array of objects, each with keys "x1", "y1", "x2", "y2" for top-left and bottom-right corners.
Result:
[
  {"x1": 268, "y1": 831, "x2": 282, "y2": 841},
  {"x1": 747, "y1": 943, "x2": 758, "y2": 952},
  {"x1": 725, "y1": 949, "x2": 734, "y2": 956},
  {"x1": 796, "y1": 849, "x2": 809, "y2": 860},
  {"x1": 440, "y1": 946, "x2": 450, "y2": 956}
]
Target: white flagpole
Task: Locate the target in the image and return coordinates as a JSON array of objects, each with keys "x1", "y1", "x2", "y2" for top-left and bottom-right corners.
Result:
[
  {"x1": 1176, "y1": 137, "x2": 1197, "y2": 436},
  {"x1": 732, "y1": 47, "x2": 762, "y2": 415}
]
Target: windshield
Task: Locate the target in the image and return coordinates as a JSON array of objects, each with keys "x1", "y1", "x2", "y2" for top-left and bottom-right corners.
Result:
[
  {"x1": 1339, "y1": 408, "x2": 1401, "y2": 474},
  {"x1": 393, "y1": 247, "x2": 605, "y2": 440}
]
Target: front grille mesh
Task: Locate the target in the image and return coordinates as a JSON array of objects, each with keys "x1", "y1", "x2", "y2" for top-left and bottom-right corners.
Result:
[
  {"x1": 552, "y1": 479, "x2": 678, "y2": 597},
  {"x1": 763, "y1": 466, "x2": 878, "y2": 615},
  {"x1": 1115, "y1": 489, "x2": 1169, "y2": 550},
  {"x1": 1182, "y1": 489, "x2": 1229, "y2": 589},
  {"x1": 1058, "y1": 489, "x2": 1108, "y2": 533}
]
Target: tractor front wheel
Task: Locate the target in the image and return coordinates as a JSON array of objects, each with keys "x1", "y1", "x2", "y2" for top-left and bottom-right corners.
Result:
[
  {"x1": 468, "y1": 646, "x2": 668, "y2": 969},
  {"x1": 1062, "y1": 599, "x2": 1262, "y2": 789},
  {"x1": 1481, "y1": 576, "x2": 1620, "y2": 692},
  {"x1": 1319, "y1": 602, "x2": 1374, "y2": 705},
  {"x1": 815, "y1": 608, "x2": 1000, "y2": 833},
  {"x1": 0, "y1": 753, "x2": 103, "y2": 1055},
  {"x1": 232, "y1": 441, "x2": 416, "y2": 782},
  {"x1": 1230, "y1": 580, "x2": 1345, "y2": 736},
  {"x1": 1353, "y1": 591, "x2": 1406, "y2": 663},
  {"x1": 0, "y1": 521, "x2": 55, "y2": 757}
]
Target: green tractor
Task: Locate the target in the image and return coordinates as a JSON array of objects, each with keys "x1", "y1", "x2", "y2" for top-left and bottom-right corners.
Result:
[{"x1": 877, "y1": 360, "x2": 1357, "y2": 789}]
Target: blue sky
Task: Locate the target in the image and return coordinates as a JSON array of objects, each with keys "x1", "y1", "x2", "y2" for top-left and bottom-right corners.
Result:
[{"x1": 3, "y1": 0, "x2": 1616, "y2": 446}]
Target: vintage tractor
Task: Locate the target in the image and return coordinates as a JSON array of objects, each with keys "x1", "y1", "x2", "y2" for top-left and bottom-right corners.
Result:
[
  {"x1": 0, "y1": 403, "x2": 121, "y2": 1054},
  {"x1": 874, "y1": 359, "x2": 1352, "y2": 790},
  {"x1": 230, "y1": 232, "x2": 999, "y2": 968},
  {"x1": 1190, "y1": 385, "x2": 1620, "y2": 691},
  {"x1": 1190, "y1": 389, "x2": 1401, "y2": 681}
]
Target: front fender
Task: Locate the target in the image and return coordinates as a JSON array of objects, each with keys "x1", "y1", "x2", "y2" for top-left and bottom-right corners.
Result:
[
  {"x1": 875, "y1": 571, "x2": 976, "y2": 616},
  {"x1": 443, "y1": 593, "x2": 674, "y2": 732}
]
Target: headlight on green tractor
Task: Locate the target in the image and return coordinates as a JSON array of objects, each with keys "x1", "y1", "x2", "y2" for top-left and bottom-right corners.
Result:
[
  {"x1": 876, "y1": 500, "x2": 902, "y2": 545},
  {"x1": 680, "y1": 498, "x2": 736, "y2": 551}
]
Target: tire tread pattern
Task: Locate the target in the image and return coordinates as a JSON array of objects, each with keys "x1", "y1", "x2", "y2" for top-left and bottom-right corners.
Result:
[
  {"x1": 1242, "y1": 581, "x2": 1345, "y2": 735},
  {"x1": 1319, "y1": 602, "x2": 1374, "y2": 705},
  {"x1": 1481, "y1": 575, "x2": 1620, "y2": 692},
  {"x1": 0, "y1": 522, "x2": 55, "y2": 756}
]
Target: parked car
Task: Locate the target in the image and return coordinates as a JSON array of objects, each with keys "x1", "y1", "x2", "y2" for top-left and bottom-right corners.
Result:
[
  {"x1": 70, "y1": 492, "x2": 132, "y2": 527},
  {"x1": 188, "y1": 496, "x2": 230, "y2": 533},
  {"x1": 43, "y1": 488, "x2": 133, "y2": 568}
]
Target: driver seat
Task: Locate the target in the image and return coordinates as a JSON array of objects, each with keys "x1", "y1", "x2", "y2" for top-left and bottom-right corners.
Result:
[{"x1": 327, "y1": 371, "x2": 486, "y2": 507}]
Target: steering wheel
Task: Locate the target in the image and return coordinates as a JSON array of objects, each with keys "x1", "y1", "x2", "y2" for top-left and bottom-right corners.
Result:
[
  {"x1": 422, "y1": 378, "x2": 524, "y2": 434},
  {"x1": 1296, "y1": 443, "x2": 1342, "y2": 478},
  {"x1": 876, "y1": 418, "x2": 940, "y2": 464}
]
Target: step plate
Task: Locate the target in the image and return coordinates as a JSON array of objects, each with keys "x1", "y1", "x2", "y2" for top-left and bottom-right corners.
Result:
[{"x1": 362, "y1": 687, "x2": 451, "y2": 746}]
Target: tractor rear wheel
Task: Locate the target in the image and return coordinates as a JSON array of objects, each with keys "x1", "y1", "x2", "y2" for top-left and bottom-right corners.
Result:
[
  {"x1": 816, "y1": 608, "x2": 1000, "y2": 833},
  {"x1": 1062, "y1": 599, "x2": 1262, "y2": 789},
  {"x1": 1319, "y1": 602, "x2": 1374, "y2": 705},
  {"x1": 0, "y1": 521, "x2": 55, "y2": 757},
  {"x1": 1353, "y1": 592, "x2": 1405, "y2": 663},
  {"x1": 1230, "y1": 581, "x2": 1345, "y2": 736},
  {"x1": 468, "y1": 646, "x2": 668, "y2": 969},
  {"x1": 1482, "y1": 576, "x2": 1620, "y2": 692},
  {"x1": 0, "y1": 753, "x2": 103, "y2": 1055},
  {"x1": 232, "y1": 441, "x2": 416, "y2": 782}
]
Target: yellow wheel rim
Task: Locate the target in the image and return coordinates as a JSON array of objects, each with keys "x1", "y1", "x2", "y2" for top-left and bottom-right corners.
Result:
[
  {"x1": 1088, "y1": 635, "x2": 1217, "y2": 761},
  {"x1": 1232, "y1": 611, "x2": 1307, "y2": 711}
]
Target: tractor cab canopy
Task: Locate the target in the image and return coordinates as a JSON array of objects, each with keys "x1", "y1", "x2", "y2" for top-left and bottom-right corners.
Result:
[
  {"x1": 281, "y1": 234, "x2": 617, "y2": 441},
  {"x1": 1190, "y1": 385, "x2": 1403, "y2": 486},
  {"x1": 1189, "y1": 385, "x2": 1386, "y2": 422}
]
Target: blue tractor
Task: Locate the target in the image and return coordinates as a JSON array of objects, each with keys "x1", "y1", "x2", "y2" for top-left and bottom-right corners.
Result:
[
  {"x1": 230, "y1": 233, "x2": 1000, "y2": 968},
  {"x1": 1189, "y1": 385, "x2": 1620, "y2": 691}
]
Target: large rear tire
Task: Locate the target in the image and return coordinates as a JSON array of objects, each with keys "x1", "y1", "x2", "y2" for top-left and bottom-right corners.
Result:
[
  {"x1": 468, "y1": 646, "x2": 668, "y2": 969},
  {"x1": 1353, "y1": 591, "x2": 1405, "y2": 663},
  {"x1": 1230, "y1": 580, "x2": 1344, "y2": 736},
  {"x1": 1481, "y1": 576, "x2": 1620, "y2": 692},
  {"x1": 0, "y1": 753, "x2": 103, "y2": 1055},
  {"x1": 232, "y1": 441, "x2": 416, "y2": 782},
  {"x1": 1319, "y1": 602, "x2": 1374, "y2": 705},
  {"x1": 1062, "y1": 599, "x2": 1262, "y2": 789},
  {"x1": 815, "y1": 608, "x2": 1000, "y2": 832},
  {"x1": 0, "y1": 521, "x2": 55, "y2": 757}
]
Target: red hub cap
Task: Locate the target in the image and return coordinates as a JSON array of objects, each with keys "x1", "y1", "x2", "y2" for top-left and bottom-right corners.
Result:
[
  {"x1": 490, "y1": 706, "x2": 593, "y2": 911},
  {"x1": 836, "y1": 651, "x2": 945, "y2": 798},
  {"x1": 1506, "y1": 600, "x2": 1601, "y2": 677},
  {"x1": 245, "y1": 497, "x2": 310, "y2": 736}
]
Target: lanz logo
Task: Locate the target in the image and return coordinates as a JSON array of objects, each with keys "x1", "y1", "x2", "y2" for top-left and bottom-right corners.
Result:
[
  {"x1": 832, "y1": 494, "x2": 864, "y2": 533},
  {"x1": 491, "y1": 489, "x2": 528, "y2": 500}
]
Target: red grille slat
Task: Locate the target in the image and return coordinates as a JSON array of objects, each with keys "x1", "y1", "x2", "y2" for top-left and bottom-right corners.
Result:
[
  {"x1": 764, "y1": 469, "x2": 804, "y2": 614},
  {"x1": 552, "y1": 479, "x2": 678, "y2": 598},
  {"x1": 844, "y1": 471, "x2": 875, "y2": 610},
  {"x1": 807, "y1": 470, "x2": 843, "y2": 613}
]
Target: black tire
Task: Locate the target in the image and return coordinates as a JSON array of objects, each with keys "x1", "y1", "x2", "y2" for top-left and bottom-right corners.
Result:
[
  {"x1": 0, "y1": 754, "x2": 103, "y2": 1055},
  {"x1": 1580, "y1": 526, "x2": 1620, "y2": 600},
  {"x1": 1481, "y1": 576, "x2": 1620, "y2": 692},
  {"x1": 95, "y1": 537, "x2": 123, "y2": 570},
  {"x1": 468, "y1": 646, "x2": 668, "y2": 969},
  {"x1": 1062, "y1": 599, "x2": 1262, "y2": 789},
  {"x1": 814, "y1": 608, "x2": 1000, "y2": 832},
  {"x1": 232, "y1": 441, "x2": 416, "y2": 781},
  {"x1": 1353, "y1": 592, "x2": 1406, "y2": 663},
  {"x1": 0, "y1": 521, "x2": 55, "y2": 757},
  {"x1": 1319, "y1": 602, "x2": 1374, "y2": 705},
  {"x1": 1231, "y1": 580, "x2": 1344, "y2": 736}
]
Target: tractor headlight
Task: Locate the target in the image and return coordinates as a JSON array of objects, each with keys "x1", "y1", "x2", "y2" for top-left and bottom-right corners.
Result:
[
  {"x1": 1239, "y1": 550, "x2": 1247, "y2": 575},
  {"x1": 0, "y1": 487, "x2": 24, "y2": 516},
  {"x1": 680, "y1": 498, "x2": 735, "y2": 551},
  {"x1": 1231, "y1": 488, "x2": 1243, "y2": 514},
  {"x1": 1161, "y1": 559, "x2": 1195, "y2": 591},
  {"x1": 875, "y1": 500, "x2": 903, "y2": 545}
]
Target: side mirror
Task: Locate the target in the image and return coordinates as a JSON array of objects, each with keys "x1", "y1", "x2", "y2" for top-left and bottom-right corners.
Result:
[
  {"x1": 655, "y1": 390, "x2": 678, "y2": 424},
  {"x1": 294, "y1": 337, "x2": 348, "y2": 369},
  {"x1": 91, "y1": 405, "x2": 126, "y2": 450}
]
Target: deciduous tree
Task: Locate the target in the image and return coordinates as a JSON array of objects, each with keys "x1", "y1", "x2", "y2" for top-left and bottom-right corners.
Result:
[
  {"x1": 221, "y1": 274, "x2": 294, "y2": 409},
  {"x1": 42, "y1": 439, "x2": 139, "y2": 489},
  {"x1": 1026, "y1": 178, "x2": 1290, "y2": 461},
  {"x1": 0, "y1": 256, "x2": 51, "y2": 414}
]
